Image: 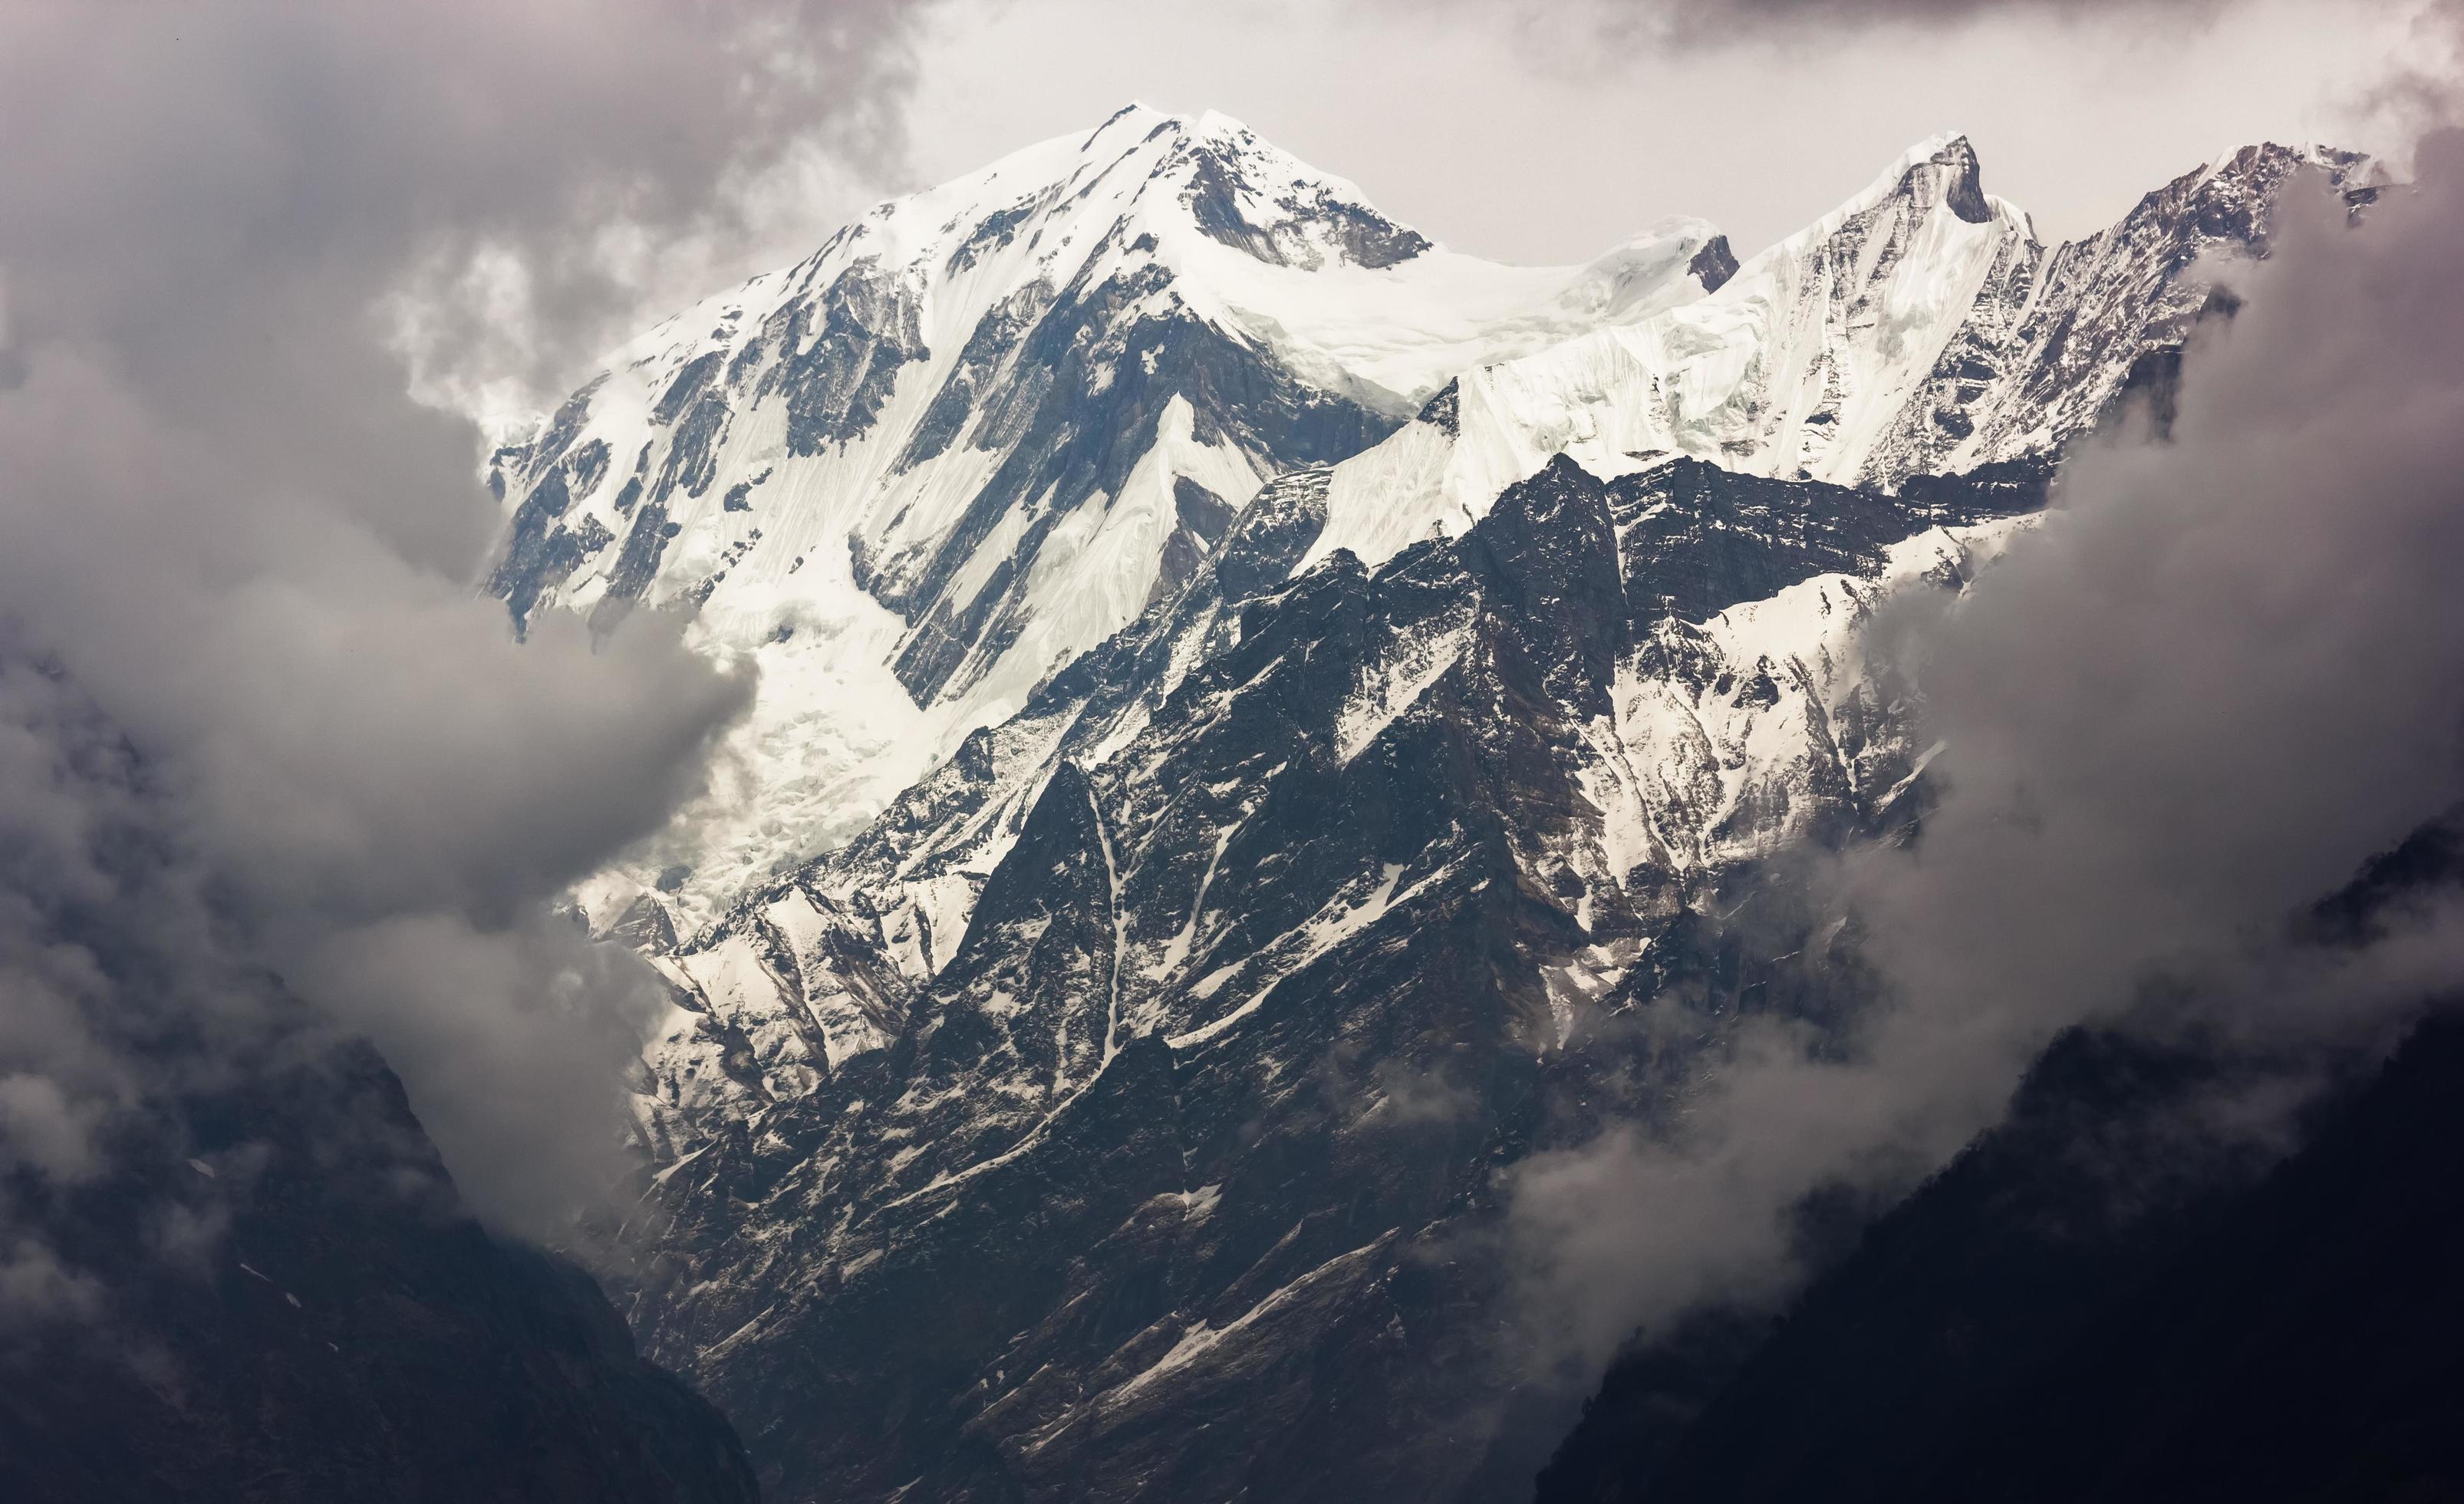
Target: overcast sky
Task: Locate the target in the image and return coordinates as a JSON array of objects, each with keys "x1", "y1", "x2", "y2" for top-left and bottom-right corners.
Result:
[{"x1": 856, "y1": 0, "x2": 2422, "y2": 266}]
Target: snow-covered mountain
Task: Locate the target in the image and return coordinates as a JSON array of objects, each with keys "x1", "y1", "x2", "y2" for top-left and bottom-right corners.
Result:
[
  {"x1": 492, "y1": 118, "x2": 2371, "y2": 942},
  {"x1": 1303, "y1": 136, "x2": 2382, "y2": 570},
  {"x1": 486, "y1": 105, "x2": 1731, "y2": 926},
  {"x1": 587, "y1": 135, "x2": 2367, "y2": 1014},
  {"x1": 475, "y1": 117, "x2": 2386, "y2": 1501}
]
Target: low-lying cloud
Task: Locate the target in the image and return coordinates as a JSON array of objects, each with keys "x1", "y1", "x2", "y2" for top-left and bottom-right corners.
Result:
[
  {"x1": 1509, "y1": 125, "x2": 2464, "y2": 1374},
  {"x1": 0, "y1": 0, "x2": 931, "y2": 1307},
  {"x1": 1442, "y1": 0, "x2": 2242, "y2": 52}
]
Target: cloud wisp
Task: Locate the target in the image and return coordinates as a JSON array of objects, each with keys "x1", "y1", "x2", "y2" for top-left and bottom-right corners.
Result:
[
  {"x1": 1507, "y1": 127, "x2": 2464, "y2": 1374},
  {"x1": 1435, "y1": 0, "x2": 2242, "y2": 54},
  {"x1": 0, "y1": 0, "x2": 929, "y2": 1289}
]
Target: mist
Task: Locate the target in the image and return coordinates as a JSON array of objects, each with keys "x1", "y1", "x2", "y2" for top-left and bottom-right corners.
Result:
[
  {"x1": 0, "y1": 0, "x2": 931, "y2": 1287},
  {"x1": 1420, "y1": 0, "x2": 2241, "y2": 56},
  {"x1": 1507, "y1": 125, "x2": 2464, "y2": 1374}
]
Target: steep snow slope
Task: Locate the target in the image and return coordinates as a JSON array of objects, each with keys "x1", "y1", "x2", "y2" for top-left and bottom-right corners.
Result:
[
  {"x1": 1304, "y1": 135, "x2": 2382, "y2": 572},
  {"x1": 486, "y1": 105, "x2": 1729, "y2": 928}
]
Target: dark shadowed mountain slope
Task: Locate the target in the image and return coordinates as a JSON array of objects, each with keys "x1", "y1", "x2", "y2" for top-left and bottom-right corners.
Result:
[
  {"x1": 0, "y1": 1032, "x2": 761, "y2": 1504},
  {"x1": 1537, "y1": 952, "x2": 2464, "y2": 1504},
  {"x1": 0, "y1": 657, "x2": 757, "y2": 1503}
]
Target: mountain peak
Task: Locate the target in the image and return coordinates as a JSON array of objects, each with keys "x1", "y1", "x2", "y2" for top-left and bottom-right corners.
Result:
[
  {"x1": 1857, "y1": 130, "x2": 1993, "y2": 225},
  {"x1": 1705, "y1": 130, "x2": 2009, "y2": 285},
  {"x1": 1080, "y1": 99, "x2": 1166, "y2": 147},
  {"x1": 2199, "y1": 139, "x2": 2387, "y2": 194},
  {"x1": 1082, "y1": 103, "x2": 1263, "y2": 144},
  {"x1": 1154, "y1": 113, "x2": 1432, "y2": 271},
  {"x1": 1189, "y1": 107, "x2": 1258, "y2": 141}
]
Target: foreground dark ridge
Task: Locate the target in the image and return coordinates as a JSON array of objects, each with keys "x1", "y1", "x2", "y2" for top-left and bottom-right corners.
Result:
[
  {"x1": 1535, "y1": 825, "x2": 2464, "y2": 1503},
  {"x1": 0, "y1": 1034, "x2": 757, "y2": 1504},
  {"x1": 1536, "y1": 1001, "x2": 2464, "y2": 1504}
]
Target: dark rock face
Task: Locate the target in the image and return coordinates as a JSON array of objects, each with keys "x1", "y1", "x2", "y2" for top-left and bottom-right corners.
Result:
[
  {"x1": 1151, "y1": 476, "x2": 1239, "y2": 603},
  {"x1": 1611, "y1": 455, "x2": 2044, "y2": 628},
  {"x1": 488, "y1": 442, "x2": 628, "y2": 636},
  {"x1": 1537, "y1": 1008, "x2": 2464, "y2": 1504},
  {"x1": 756, "y1": 260, "x2": 930, "y2": 460},
  {"x1": 1866, "y1": 140, "x2": 2382, "y2": 483},
  {"x1": 1174, "y1": 134, "x2": 1431, "y2": 270},
  {"x1": 1685, "y1": 236, "x2": 1739, "y2": 295},
  {"x1": 0, "y1": 1035, "x2": 759, "y2": 1504},
  {"x1": 1932, "y1": 137, "x2": 1993, "y2": 226},
  {"x1": 588, "y1": 499, "x2": 675, "y2": 632},
  {"x1": 521, "y1": 376, "x2": 606, "y2": 495},
  {"x1": 1535, "y1": 825, "x2": 2464, "y2": 1504},
  {"x1": 895, "y1": 282, "x2": 1052, "y2": 474},
  {"x1": 489, "y1": 466, "x2": 576, "y2": 634},
  {"x1": 627, "y1": 456, "x2": 2044, "y2": 1502}
]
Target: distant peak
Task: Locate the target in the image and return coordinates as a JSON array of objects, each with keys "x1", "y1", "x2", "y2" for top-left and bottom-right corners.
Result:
[
  {"x1": 1856, "y1": 130, "x2": 1992, "y2": 226},
  {"x1": 2200, "y1": 140, "x2": 2386, "y2": 190},
  {"x1": 1121, "y1": 110, "x2": 1431, "y2": 272},
  {"x1": 1897, "y1": 129, "x2": 1975, "y2": 168},
  {"x1": 1929, "y1": 136, "x2": 1992, "y2": 225},
  {"x1": 1077, "y1": 104, "x2": 1271, "y2": 155}
]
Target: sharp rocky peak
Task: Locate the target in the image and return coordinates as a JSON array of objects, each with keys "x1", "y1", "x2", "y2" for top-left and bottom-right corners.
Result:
[
  {"x1": 1901, "y1": 132, "x2": 1995, "y2": 225},
  {"x1": 1795, "y1": 129, "x2": 2009, "y2": 247},
  {"x1": 1157, "y1": 112, "x2": 1435, "y2": 270}
]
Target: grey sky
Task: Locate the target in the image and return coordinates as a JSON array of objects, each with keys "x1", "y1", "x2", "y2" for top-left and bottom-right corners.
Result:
[{"x1": 866, "y1": 0, "x2": 2425, "y2": 266}]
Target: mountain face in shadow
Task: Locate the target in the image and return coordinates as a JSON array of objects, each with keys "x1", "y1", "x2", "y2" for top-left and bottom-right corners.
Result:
[
  {"x1": 0, "y1": 1031, "x2": 760, "y2": 1504},
  {"x1": 1536, "y1": 829, "x2": 2464, "y2": 1504}
]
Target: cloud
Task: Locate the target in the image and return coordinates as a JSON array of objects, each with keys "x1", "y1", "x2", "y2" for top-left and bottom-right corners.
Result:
[
  {"x1": 1661, "y1": 0, "x2": 2221, "y2": 25},
  {"x1": 1435, "y1": 0, "x2": 2240, "y2": 52},
  {"x1": 0, "y1": 0, "x2": 931, "y2": 1280},
  {"x1": 1507, "y1": 127, "x2": 2464, "y2": 1374}
]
